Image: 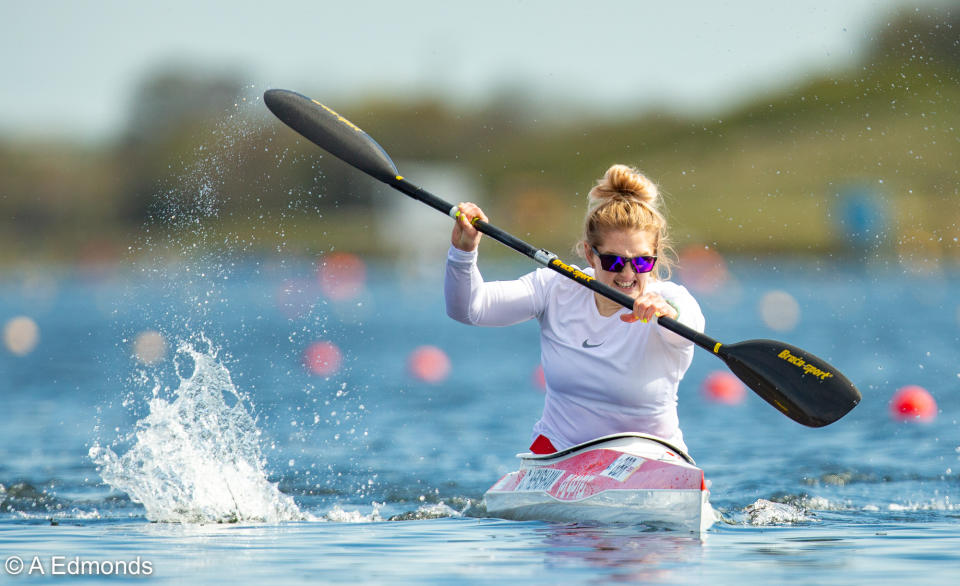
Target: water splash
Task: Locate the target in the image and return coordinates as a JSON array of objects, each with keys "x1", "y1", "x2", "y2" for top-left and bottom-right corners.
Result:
[
  {"x1": 742, "y1": 498, "x2": 812, "y2": 525},
  {"x1": 90, "y1": 341, "x2": 303, "y2": 523},
  {"x1": 323, "y1": 503, "x2": 385, "y2": 523},
  {"x1": 388, "y1": 501, "x2": 466, "y2": 521}
]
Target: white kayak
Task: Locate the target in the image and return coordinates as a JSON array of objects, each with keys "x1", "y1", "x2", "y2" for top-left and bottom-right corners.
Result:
[{"x1": 483, "y1": 433, "x2": 715, "y2": 532}]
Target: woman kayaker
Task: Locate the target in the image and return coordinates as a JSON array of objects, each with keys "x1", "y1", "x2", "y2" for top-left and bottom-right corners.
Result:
[{"x1": 444, "y1": 164, "x2": 704, "y2": 454}]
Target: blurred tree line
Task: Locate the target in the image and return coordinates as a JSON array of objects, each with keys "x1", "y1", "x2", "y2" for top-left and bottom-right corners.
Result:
[{"x1": 0, "y1": 5, "x2": 957, "y2": 267}]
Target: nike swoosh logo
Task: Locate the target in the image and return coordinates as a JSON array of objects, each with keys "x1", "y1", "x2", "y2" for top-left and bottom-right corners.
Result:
[{"x1": 582, "y1": 340, "x2": 603, "y2": 348}]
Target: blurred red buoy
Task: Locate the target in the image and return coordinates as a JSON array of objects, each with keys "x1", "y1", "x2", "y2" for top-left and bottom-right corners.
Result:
[
  {"x1": 531, "y1": 364, "x2": 546, "y2": 392},
  {"x1": 318, "y1": 252, "x2": 367, "y2": 301},
  {"x1": 701, "y1": 371, "x2": 746, "y2": 405},
  {"x1": 303, "y1": 341, "x2": 342, "y2": 376},
  {"x1": 408, "y1": 345, "x2": 451, "y2": 383},
  {"x1": 889, "y1": 385, "x2": 937, "y2": 422}
]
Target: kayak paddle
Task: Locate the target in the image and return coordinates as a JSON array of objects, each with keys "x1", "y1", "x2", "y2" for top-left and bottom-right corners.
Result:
[{"x1": 263, "y1": 89, "x2": 861, "y2": 428}]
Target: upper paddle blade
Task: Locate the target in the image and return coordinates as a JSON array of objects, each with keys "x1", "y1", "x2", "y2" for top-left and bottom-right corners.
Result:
[
  {"x1": 263, "y1": 89, "x2": 400, "y2": 183},
  {"x1": 719, "y1": 340, "x2": 861, "y2": 427}
]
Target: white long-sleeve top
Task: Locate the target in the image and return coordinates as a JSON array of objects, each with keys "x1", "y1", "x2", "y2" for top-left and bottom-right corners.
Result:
[{"x1": 444, "y1": 246, "x2": 705, "y2": 453}]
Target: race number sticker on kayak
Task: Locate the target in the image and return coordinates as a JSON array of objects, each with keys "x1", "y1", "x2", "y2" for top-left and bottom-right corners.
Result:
[
  {"x1": 515, "y1": 468, "x2": 565, "y2": 492},
  {"x1": 600, "y1": 454, "x2": 644, "y2": 482}
]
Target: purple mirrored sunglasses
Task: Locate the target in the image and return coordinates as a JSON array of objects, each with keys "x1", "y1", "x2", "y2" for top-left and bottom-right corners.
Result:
[{"x1": 590, "y1": 246, "x2": 657, "y2": 274}]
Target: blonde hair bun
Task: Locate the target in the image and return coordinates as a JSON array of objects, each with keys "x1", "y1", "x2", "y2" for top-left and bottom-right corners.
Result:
[
  {"x1": 578, "y1": 164, "x2": 673, "y2": 279},
  {"x1": 588, "y1": 164, "x2": 658, "y2": 207}
]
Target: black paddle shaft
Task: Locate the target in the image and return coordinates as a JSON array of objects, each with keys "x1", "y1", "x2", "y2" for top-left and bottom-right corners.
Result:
[
  {"x1": 393, "y1": 176, "x2": 710, "y2": 341},
  {"x1": 263, "y1": 89, "x2": 861, "y2": 428}
]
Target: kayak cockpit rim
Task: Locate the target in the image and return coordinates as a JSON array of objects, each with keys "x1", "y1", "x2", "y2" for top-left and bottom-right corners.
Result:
[{"x1": 517, "y1": 432, "x2": 696, "y2": 465}]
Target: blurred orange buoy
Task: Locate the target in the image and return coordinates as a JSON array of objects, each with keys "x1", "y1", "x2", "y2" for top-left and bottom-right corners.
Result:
[
  {"x1": 889, "y1": 385, "x2": 937, "y2": 422},
  {"x1": 3, "y1": 316, "x2": 40, "y2": 356},
  {"x1": 677, "y1": 245, "x2": 730, "y2": 294},
  {"x1": 701, "y1": 371, "x2": 746, "y2": 405},
  {"x1": 318, "y1": 252, "x2": 367, "y2": 301},
  {"x1": 408, "y1": 345, "x2": 451, "y2": 383},
  {"x1": 303, "y1": 341, "x2": 342, "y2": 376},
  {"x1": 133, "y1": 330, "x2": 167, "y2": 365},
  {"x1": 758, "y1": 290, "x2": 800, "y2": 332}
]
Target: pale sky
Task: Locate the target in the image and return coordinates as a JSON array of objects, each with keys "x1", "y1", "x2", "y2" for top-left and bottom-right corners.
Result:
[{"x1": 0, "y1": 0, "x2": 940, "y2": 142}]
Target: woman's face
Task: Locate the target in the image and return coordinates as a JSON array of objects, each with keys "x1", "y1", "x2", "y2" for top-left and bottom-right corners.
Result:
[{"x1": 585, "y1": 229, "x2": 658, "y2": 303}]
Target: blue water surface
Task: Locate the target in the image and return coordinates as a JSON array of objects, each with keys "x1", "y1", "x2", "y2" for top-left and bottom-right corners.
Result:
[{"x1": 1, "y1": 249, "x2": 959, "y2": 584}]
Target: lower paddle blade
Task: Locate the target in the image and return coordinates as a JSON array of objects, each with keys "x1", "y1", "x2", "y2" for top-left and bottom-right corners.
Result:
[
  {"x1": 263, "y1": 89, "x2": 400, "y2": 183},
  {"x1": 719, "y1": 340, "x2": 861, "y2": 427}
]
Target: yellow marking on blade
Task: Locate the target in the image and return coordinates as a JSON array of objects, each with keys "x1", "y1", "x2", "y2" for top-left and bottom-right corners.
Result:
[
  {"x1": 396, "y1": 175, "x2": 404, "y2": 180},
  {"x1": 774, "y1": 400, "x2": 790, "y2": 414},
  {"x1": 313, "y1": 100, "x2": 363, "y2": 133},
  {"x1": 549, "y1": 259, "x2": 595, "y2": 283},
  {"x1": 777, "y1": 349, "x2": 835, "y2": 380},
  {"x1": 713, "y1": 342, "x2": 722, "y2": 354}
]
